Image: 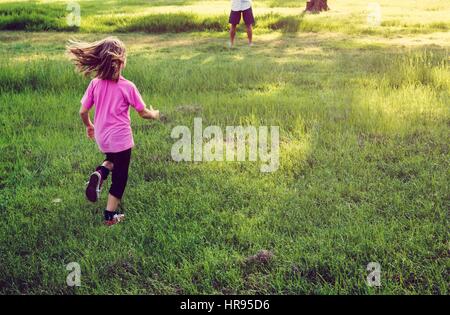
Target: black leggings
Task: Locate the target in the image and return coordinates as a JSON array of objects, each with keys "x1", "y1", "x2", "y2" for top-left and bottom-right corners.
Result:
[{"x1": 104, "y1": 148, "x2": 132, "y2": 199}]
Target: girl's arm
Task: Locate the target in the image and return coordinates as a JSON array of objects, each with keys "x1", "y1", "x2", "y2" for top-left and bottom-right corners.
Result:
[
  {"x1": 138, "y1": 106, "x2": 160, "y2": 120},
  {"x1": 79, "y1": 105, "x2": 95, "y2": 139}
]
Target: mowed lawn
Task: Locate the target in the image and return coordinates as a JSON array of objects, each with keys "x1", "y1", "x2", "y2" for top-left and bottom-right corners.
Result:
[{"x1": 0, "y1": 0, "x2": 449, "y2": 294}]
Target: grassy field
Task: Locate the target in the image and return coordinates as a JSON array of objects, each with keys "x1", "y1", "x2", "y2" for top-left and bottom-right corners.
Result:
[
  {"x1": 0, "y1": 0, "x2": 449, "y2": 294},
  {"x1": 1, "y1": 0, "x2": 450, "y2": 34}
]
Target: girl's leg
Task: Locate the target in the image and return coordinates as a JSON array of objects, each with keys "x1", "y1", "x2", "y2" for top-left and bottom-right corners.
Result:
[
  {"x1": 102, "y1": 160, "x2": 114, "y2": 171},
  {"x1": 86, "y1": 160, "x2": 113, "y2": 203},
  {"x1": 104, "y1": 149, "x2": 131, "y2": 224},
  {"x1": 106, "y1": 193, "x2": 120, "y2": 212}
]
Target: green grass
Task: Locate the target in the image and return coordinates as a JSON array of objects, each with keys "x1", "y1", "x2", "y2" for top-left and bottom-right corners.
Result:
[
  {"x1": 0, "y1": 0, "x2": 449, "y2": 295},
  {"x1": 0, "y1": 0, "x2": 449, "y2": 35}
]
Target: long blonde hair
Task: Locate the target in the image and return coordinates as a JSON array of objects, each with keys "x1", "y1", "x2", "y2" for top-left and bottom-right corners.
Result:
[{"x1": 67, "y1": 36, "x2": 126, "y2": 82}]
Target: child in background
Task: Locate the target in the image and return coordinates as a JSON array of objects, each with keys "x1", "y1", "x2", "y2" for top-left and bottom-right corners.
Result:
[
  {"x1": 229, "y1": 0, "x2": 255, "y2": 47},
  {"x1": 67, "y1": 37, "x2": 160, "y2": 226}
]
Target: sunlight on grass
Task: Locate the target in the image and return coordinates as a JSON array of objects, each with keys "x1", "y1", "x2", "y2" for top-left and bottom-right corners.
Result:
[{"x1": 0, "y1": 0, "x2": 449, "y2": 34}]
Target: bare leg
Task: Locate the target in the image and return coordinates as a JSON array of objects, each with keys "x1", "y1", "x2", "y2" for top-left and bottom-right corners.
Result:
[
  {"x1": 230, "y1": 24, "x2": 237, "y2": 47},
  {"x1": 246, "y1": 24, "x2": 253, "y2": 45},
  {"x1": 106, "y1": 193, "x2": 120, "y2": 212},
  {"x1": 102, "y1": 160, "x2": 113, "y2": 171}
]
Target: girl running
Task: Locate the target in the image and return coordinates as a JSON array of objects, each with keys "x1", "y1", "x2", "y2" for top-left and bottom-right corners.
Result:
[{"x1": 67, "y1": 37, "x2": 160, "y2": 226}]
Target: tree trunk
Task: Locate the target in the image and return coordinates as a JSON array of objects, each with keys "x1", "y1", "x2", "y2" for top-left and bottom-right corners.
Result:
[{"x1": 305, "y1": 0, "x2": 329, "y2": 13}]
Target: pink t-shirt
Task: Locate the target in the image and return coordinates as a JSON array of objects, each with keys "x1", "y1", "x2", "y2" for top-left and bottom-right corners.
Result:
[{"x1": 81, "y1": 76, "x2": 146, "y2": 153}]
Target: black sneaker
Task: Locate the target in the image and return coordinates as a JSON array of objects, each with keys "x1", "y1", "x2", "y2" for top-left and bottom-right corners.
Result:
[{"x1": 85, "y1": 171, "x2": 103, "y2": 202}]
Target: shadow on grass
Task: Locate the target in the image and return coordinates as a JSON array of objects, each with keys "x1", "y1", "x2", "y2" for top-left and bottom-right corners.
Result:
[
  {"x1": 0, "y1": 2, "x2": 78, "y2": 31},
  {"x1": 266, "y1": 12, "x2": 305, "y2": 34},
  {"x1": 116, "y1": 13, "x2": 228, "y2": 33},
  {"x1": 0, "y1": 1, "x2": 306, "y2": 34}
]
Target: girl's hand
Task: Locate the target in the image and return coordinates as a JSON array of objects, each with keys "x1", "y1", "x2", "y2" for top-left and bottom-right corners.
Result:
[
  {"x1": 86, "y1": 124, "x2": 95, "y2": 139},
  {"x1": 139, "y1": 107, "x2": 160, "y2": 120},
  {"x1": 149, "y1": 109, "x2": 160, "y2": 120}
]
